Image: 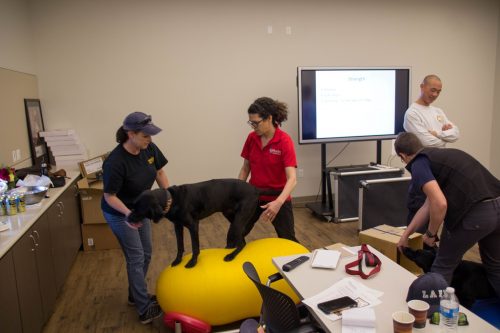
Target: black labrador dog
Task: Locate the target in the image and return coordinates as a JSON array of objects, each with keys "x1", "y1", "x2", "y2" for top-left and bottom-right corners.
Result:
[
  {"x1": 128, "y1": 179, "x2": 278, "y2": 268},
  {"x1": 402, "y1": 247, "x2": 496, "y2": 307}
]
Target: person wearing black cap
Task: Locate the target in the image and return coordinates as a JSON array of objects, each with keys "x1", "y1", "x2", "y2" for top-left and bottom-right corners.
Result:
[
  {"x1": 395, "y1": 132, "x2": 500, "y2": 300},
  {"x1": 101, "y1": 111, "x2": 169, "y2": 324}
]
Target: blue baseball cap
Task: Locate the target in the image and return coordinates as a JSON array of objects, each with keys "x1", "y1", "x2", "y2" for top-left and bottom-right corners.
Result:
[
  {"x1": 406, "y1": 272, "x2": 449, "y2": 317},
  {"x1": 123, "y1": 111, "x2": 162, "y2": 135}
]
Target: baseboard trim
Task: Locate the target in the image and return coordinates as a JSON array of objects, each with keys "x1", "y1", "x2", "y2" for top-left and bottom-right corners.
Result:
[{"x1": 292, "y1": 195, "x2": 319, "y2": 207}]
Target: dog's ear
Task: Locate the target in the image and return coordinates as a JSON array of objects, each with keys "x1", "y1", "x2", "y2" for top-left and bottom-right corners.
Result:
[
  {"x1": 129, "y1": 190, "x2": 155, "y2": 222},
  {"x1": 150, "y1": 204, "x2": 164, "y2": 222}
]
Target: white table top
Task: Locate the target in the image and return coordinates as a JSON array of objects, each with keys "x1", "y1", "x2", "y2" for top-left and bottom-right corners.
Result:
[
  {"x1": 0, "y1": 171, "x2": 80, "y2": 258},
  {"x1": 273, "y1": 246, "x2": 498, "y2": 333}
]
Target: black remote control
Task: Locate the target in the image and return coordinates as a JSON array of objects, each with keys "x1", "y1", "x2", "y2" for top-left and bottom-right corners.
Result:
[{"x1": 282, "y1": 255, "x2": 310, "y2": 272}]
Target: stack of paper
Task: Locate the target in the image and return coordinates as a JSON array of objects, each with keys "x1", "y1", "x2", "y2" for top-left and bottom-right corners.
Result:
[
  {"x1": 311, "y1": 249, "x2": 341, "y2": 269},
  {"x1": 342, "y1": 307, "x2": 376, "y2": 333},
  {"x1": 302, "y1": 277, "x2": 383, "y2": 322},
  {"x1": 40, "y1": 129, "x2": 87, "y2": 169}
]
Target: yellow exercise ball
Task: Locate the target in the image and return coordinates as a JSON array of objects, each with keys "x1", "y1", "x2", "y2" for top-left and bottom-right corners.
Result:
[{"x1": 156, "y1": 238, "x2": 309, "y2": 326}]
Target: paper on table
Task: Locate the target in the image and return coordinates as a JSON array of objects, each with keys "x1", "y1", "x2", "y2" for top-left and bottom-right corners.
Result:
[
  {"x1": 343, "y1": 245, "x2": 362, "y2": 254},
  {"x1": 302, "y1": 277, "x2": 383, "y2": 322},
  {"x1": 0, "y1": 221, "x2": 10, "y2": 232},
  {"x1": 342, "y1": 307, "x2": 376, "y2": 333},
  {"x1": 311, "y1": 249, "x2": 341, "y2": 269},
  {"x1": 342, "y1": 327, "x2": 375, "y2": 333}
]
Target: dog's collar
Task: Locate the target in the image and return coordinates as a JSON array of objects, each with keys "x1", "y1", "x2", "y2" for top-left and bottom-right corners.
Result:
[{"x1": 163, "y1": 188, "x2": 173, "y2": 214}]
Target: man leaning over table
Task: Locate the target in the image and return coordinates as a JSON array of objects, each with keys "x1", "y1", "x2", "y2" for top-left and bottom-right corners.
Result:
[{"x1": 394, "y1": 132, "x2": 500, "y2": 299}]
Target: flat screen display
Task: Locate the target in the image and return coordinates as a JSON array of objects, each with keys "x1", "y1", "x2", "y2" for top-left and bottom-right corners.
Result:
[{"x1": 298, "y1": 67, "x2": 410, "y2": 144}]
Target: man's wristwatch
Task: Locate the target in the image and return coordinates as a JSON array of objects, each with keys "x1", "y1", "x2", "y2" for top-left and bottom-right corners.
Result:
[{"x1": 425, "y1": 229, "x2": 437, "y2": 238}]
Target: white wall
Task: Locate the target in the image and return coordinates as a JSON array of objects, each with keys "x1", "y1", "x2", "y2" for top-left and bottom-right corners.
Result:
[
  {"x1": 4, "y1": 0, "x2": 499, "y2": 196},
  {"x1": 0, "y1": 0, "x2": 36, "y2": 74},
  {"x1": 491, "y1": 8, "x2": 500, "y2": 178}
]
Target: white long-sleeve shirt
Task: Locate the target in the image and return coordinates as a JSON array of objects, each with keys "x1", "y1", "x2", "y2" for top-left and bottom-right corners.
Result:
[{"x1": 403, "y1": 102, "x2": 460, "y2": 148}]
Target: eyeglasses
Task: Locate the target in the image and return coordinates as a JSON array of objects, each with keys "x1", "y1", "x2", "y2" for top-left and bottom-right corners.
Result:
[
  {"x1": 247, "y1": 119, "x2": 264, "y2": 128},
  {"x1": 137, "y1": 115, "x2": 152, "y2": 126}
]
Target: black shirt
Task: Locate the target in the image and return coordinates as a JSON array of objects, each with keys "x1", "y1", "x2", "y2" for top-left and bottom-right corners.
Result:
[
  {"x1": 406, "y1": 147, "x2": 500, "y2": 230},
  {"x1": 101, "y1": 142, "x2": 168, "y2": 216}
]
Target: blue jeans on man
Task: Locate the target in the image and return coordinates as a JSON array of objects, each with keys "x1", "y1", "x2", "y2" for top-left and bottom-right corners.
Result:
[{"x1": 103, "y1": 212, "x2": 153, "y2": 315}]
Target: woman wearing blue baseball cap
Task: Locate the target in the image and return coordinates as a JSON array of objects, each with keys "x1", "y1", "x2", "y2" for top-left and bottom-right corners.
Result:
[{"x1": 101, "y1": 111, "x2": 169, "y2": 324}]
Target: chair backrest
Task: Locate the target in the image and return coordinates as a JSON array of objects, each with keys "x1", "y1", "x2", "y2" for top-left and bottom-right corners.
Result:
[{"x1": 243, "y1": 262, "x2": 302, "y2": 333}]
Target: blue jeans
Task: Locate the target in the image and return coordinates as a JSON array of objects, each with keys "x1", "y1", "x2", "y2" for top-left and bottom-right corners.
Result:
[{"x1": 103, "y1": 211, "x2": 153, "y2": 315}]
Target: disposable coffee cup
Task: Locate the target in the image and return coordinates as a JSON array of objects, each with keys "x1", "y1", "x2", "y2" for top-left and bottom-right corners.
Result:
[
  {"x1": 392, "y1": 311, "x2": 415, "y2": 333},
  {"x1": 408, "y1": 299, "x2": 430, "y2": 328}
]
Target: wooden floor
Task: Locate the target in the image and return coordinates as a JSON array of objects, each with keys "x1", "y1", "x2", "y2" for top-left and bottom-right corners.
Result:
[{"x1": 42, "y1": 206, "x2": 480, "y2": 332}]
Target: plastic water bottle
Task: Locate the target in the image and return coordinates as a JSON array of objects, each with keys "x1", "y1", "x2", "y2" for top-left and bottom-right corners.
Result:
[
  {"x1": 41, "y1": 160, "x2": 48, "y2": 177},
  {"x1": 439, "y1": 286, "x2": 459, "y2": 332}
]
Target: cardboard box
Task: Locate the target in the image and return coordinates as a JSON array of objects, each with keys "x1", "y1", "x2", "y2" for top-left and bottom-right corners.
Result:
[
  {"x1": 77, "y1": 177, "x2": 106, "y2": 225},
  {"x1": 78, "y1": 153, "x2": 108, "y2": 179},
  {"x1": 81, "y1": 223, "x2": 120, "y2": 251},
  {"x1": 359, "y1": 224, "x2": 423, "y2": 275}
]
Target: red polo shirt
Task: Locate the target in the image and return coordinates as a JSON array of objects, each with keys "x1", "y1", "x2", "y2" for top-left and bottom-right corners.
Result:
[{"x1": 241, "y1": 127, "x2": 297, "y2": 201}]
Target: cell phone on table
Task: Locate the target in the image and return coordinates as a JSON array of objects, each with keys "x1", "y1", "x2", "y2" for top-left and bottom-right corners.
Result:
[{"x1": 317, "y1": 296, "x2": 357, "y2": 314}]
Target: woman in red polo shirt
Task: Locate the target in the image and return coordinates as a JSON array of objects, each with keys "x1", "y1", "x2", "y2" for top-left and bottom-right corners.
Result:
[{"x1": 238, "y1": 97, "x2": 298, "y2": 241}]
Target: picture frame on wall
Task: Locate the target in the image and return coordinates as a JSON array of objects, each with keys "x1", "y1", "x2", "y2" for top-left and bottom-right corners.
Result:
[{"x1": 24, "y1": 98, "x2": 48, "y2": 167}]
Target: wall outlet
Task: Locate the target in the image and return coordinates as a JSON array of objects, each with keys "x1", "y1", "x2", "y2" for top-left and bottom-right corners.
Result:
[
  {"x1": 12, "y1": 149, "x2": 21, "y2": 162},
  {"x1": 298, "y1": 168, "x2": 304, "y2": 178}
]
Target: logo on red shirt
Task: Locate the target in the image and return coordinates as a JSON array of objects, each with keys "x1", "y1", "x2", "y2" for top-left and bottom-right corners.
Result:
[{"x1": 269, "y1": 148, "x2": 282, "y2": 155}]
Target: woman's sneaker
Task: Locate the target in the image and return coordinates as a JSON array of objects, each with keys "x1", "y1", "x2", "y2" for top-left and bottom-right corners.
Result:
[
  {"x1": 139, "y1": 304, "x2": 163, "y2": 324},
  {"x1": 128, "y1": 294, "x2": 158, "y2": 306}
]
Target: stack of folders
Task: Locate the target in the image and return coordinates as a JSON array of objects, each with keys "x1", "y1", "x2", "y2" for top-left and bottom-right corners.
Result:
[{"x1": 311, "y1": 249, "x2": 341, "y2": 269}]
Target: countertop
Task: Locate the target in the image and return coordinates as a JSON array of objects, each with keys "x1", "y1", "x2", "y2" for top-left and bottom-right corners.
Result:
[{"x1": 0, "y1": 171, "x2": 81, "y2": 259}]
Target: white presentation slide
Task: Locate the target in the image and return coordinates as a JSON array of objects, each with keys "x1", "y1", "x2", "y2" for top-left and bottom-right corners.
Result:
[{"x1": 316, "y1": 70, "x2": 396, "y2": 138}]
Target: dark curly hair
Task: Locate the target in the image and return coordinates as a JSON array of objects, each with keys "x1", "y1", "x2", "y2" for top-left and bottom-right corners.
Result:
[{"x1": 248, "y1": 97, "x2": 288, "y2": 127}]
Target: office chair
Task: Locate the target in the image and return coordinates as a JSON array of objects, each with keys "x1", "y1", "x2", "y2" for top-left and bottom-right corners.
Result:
[{"x1": 242, "y1": 262, "x2": 322, "y2": 333}]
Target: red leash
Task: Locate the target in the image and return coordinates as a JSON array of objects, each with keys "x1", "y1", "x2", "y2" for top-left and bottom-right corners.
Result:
[{"x1": 345, "y1": 244, "x2": 381, "y2": 279}]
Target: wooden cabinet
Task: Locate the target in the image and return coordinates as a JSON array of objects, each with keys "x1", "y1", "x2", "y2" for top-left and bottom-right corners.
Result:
[
  {"x1": 61, "y1": 182, "x2": 82, "y2": 265},
  {"x1": 0, "y1": 176, "x2": 82, "y2": 333},
  {"x1": 48, "y1": 181, "x2": 82, "y2": 292},
  {"x1": 0, "y1": 252, "x2": 23, "y2": 333},
  {"x1": 12, "y1": 213, "x2": 57, "y2": 333},
  {"x1": 34, "y1": 213, "x2": 58, "y2": 322}
]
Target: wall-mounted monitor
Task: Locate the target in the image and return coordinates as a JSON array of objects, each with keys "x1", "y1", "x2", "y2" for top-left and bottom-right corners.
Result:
[{"x1": 298, "y1": 67, "x2": 410, "y2": 144}]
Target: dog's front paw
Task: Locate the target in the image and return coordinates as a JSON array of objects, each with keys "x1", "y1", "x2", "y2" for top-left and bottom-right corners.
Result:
[
  {"x1": 185, "y1": 258, "x2": 197, "y2": 268},
  {"x1": 171, "y1": 257, "x2": 182, "y2": 266}
]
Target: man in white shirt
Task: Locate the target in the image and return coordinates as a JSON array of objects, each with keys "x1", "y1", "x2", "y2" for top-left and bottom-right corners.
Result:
[
  {"x1": 403, "y1": 75, "x2": 460, "y2": 229},
  {"x1": 403, "y1": 75, "x2": 459, "y2": 148}
]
